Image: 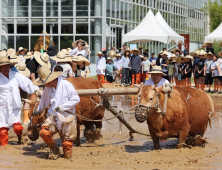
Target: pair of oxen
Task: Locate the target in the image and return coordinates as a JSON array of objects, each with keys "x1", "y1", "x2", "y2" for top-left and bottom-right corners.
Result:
[{"x1": 26, "y1": 78, "x2": 214, "y2": 149}]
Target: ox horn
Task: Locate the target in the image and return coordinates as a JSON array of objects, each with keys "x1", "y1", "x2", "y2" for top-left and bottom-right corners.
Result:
[{"x1": 21, "y1": 98, "x2": 32, "y2": 104}]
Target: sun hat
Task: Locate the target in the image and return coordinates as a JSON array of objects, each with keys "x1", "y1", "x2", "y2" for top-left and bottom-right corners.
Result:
[
  {"x1": 72, "y1": 39, "x2": 88, "y2": 49},
  {"x1": 108, "y1": 50, "x2": 116, "y2": 58},
  {"x1": 15, "y1": 62, "x2": 30, "y2": 77},
  {"x1": 170, "y1": 54, "x2": 177, "y2": 59},
  {"x1": 33, "y1": 67, "x2": 62, "y2": 86},
  {"x1": 51, "y1": 51, "x2": 72, "y2": 62},
  {"x1": 204, "y1": 52, "x2": 213, "y2": 58},
  {"x1": 24, "y1": 52, "x2": 34, "y2": 59},
  {"x1": 9, "y1": 53, "x2": 22, "y2": 63},
  {"x1": 123, "y1": 48, "x2": 130, "y2": 55},
  {"x1": 77, "y1": 55, "x2": 90, "y2": 66},
  {"x1": 201, "y1": 44, "x2": 207, "y2": 48},
  {"x1": 60, "y1": 49, "x2": 69, "y2": 56},
  {"x1": 67, "y1": 48, "x2": 72, "y2": 52},
  {"x1": 218, "y1": 52, "x2": 222, "y2": 58},
  {"x1": 130, "y1": 48, "x2": 140, "y2": 55},
  {"x1": 7, "y1": 48, "x2": 16, "y2": 56},
  {"x1": 205, "y1": 41, "x2": 213, "y2": 46},
  {"x1": 166, "y1": 58, "x2": 176, "y2": 64},
  {"x1": 173, "y1": 48, "x2": 182, "y2": 55},
  {"x1": 34, "y1": 53, "x2": 51, "y2": 69},
  {"x1": 185, "y1": 55, "x2": 193, "y2": 60},
  {"x1": 150, "y1": 66, "x2": 166, "y2": 76},
  {"x1": 106, "y1": 57, "x2": 112, "y2": 61},
  {"x1": 0, "y1": 56, "x2": 11, "y2": 66},
  {"x1": 178, "y1": 57, "x2": 186, "y2": 63},
  {"x1": 16, "y1": 47, "x2": 28, "y2": 55},
  {"x1": 0, "y1": 51, "x2": 8, "y2": 58},
  {"x1": 198, "y1": 51, "x2": 205, "y2": 57},
  {"x1": 115, "y1": 53, "x2": 121, "y2": 57},
  {"x1": 162, "y1": 51, "x2": 168, "y2": 56},
  {"x1": 139, "y1": 46, "x2": 143, "y2": 49},
  {"x1": 96, "y1": 51, "x2": 103, "y2": 56},
  {"x1": 70, "y1": 55, "x2": 79, "y2": 62},
  {"x1": 140, "y1": 55, "x2": 144, "y2": 58}
]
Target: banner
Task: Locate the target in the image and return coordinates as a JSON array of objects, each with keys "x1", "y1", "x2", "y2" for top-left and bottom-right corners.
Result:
[{"x1": 178, "y1": 34, "x2": 190, "y2": 53}]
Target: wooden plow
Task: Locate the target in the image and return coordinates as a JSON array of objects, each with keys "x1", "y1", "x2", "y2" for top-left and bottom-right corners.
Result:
[{"x1": 76, "y1": 88, "x2": 150, "y2": 140}]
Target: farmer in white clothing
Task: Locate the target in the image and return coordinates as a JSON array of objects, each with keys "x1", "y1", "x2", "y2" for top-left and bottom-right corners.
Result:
[
  {"x1": 69, "y1": 39, "x2": 91, "y2": 58},
  {"x1": 96, "y1": 51, "x2": 106, "y2": 85},
  {"x1": 144, "y1": 65, "x2": 169, "y2": 87},
  {"x1": 34, "y1": 67, "x2": 80, "y2": 159},
  {"x1": 0, "y1": 56, "x2": 39, "y2": 146},
  {"x1": 114, "y1": 53, "x2": 122, "y2": 83}
]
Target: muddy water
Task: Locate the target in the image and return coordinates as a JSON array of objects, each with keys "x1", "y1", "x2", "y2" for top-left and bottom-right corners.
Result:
[{"x1": 0, "y1": 96, "x2": 222, "y2": 169}]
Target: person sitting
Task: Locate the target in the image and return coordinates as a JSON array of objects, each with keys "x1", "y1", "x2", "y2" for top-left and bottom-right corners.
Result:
[
  {"x1": 0, "y1": 56, "x2": 39, "y2": 146},
  {"x1": 33, "y1": 67, "x2": 80, "y2": 159},
  {"x1": 144, "y1": 65, "x2": 169, "y2": 87},
  {"x1": 106, "y1": 57, "x2": 117, "y2": 83}
]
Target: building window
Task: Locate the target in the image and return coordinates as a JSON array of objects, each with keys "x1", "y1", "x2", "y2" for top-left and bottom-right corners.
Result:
[
  {"x1": 76, "y1": 0, "x2": 88, "y2": 16},
  {"x1": 2, "y1": 0, "x2": 14, "y2": 17},
  {"x1": 61, "y1": 0, "x2": 73, "y2": 17},
  {"x1": 31, "y1": 0, "x2": 43, "y2": 17},
  {"x1": 17, "y1": 0, "x2": 28, "y2": 17},
  {"x1": 1, "y1": 35, "x2": 14, "y2": 49},
  {"x1": 46, "y1": 0, "x2": 58, "y2": 17}
]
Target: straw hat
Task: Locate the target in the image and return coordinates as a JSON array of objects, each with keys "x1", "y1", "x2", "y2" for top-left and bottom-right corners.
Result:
[
  {"x1": 67, "y1": 48, "x2": 72, "y2": 52},
  {"x1": 199, "y1": 51, "x2": 205, "y2": 57},
  {"x1": 70, "y1": 55, "x2": 79, "y2": 62},
  {"x1": 162, "y1": 51, "x2": 168, "y2": 56},
  {"x1": 115, "y1": 53, "x2": 121, "y2": 57},
  {"x1": 106, "y1": 57, "x2": 112, "y2": 61},
  {"x1": 185, "y1": 55, "x2": 193, "y2": 60},
  {"x1": 72, "y1": 39, "x2": 88, "y2": 49},
  {"x1": 130, "y1": 48, "x2": 140, "y2": 55},
  {"x1": 60, "y1": 49, "x2": 69, "y2": 56},
  {"x1": 140, "y1": 55, "x2": 144, "y2": 58},
  {"x1": 139, "y1": 46, "x2": 143, "y2": 49},
  {"x1": 77, "y1": 55, "x2": 90, "y2": 66},
  {"x1": 205, "y1": 41, "x2": 213, "y2": 46},
  {"x1": 24, "y1": 52, "x2": 34, "y2": 59},
  {"x1": 158, "y1": 51, "x2": 163, "y2": 58},
  {"x1": 9, "y1": 53, "x2": 22, "y2": 63},
  {"x1": 201, "y1": 44, "x2": 207, "y2": 48},
  {"x1": 123, "y1": 48, "x2": 130, "y2": 55},
  {"x1": 218, "y1": 52, "x2": 222, "y2": 58},
  {"x1": 0, "y1": 56, "x2": 11, "y2": 66},
  {"x1": 7, "y1": 48, "x2": 16, "y2": 56},
  {"x1": 33, "y1": 67, "x2": 62, "y2": 86},
  {"x1": 150, "y1": 65, "x2": 166, "y2": 76},
  {"x1": 166, "y1": 58, "x2": 176, "y2": 64},
  {"x1": 51, "y1": 52, "x2": 72, "y2": 62},
  {"x1": 108, "y1": 50, "x2": 116, "y2": 58},
  {"x1": 34, "y1": 53, "x2": 51, "y2": 69},
  {"x1": 178, "y1": 57, "x2": 186, "y2": 63},
  {"x1": 170, "y1": 54, "x2": 176, "y2": 59},
  {"x1": 16, "y1": 47, "x2": 28, "y2": 55},
  {"x1": 15, "y1": 62, "x2": 30, "y2": 77},
  {"x1": 96, "y1": 51, "x2": 103, "y2": 56},
  {"x1": 173, "y1": 48, "x2": 182, "y2": 55},
  {"x1": 204, "y1": 52, "x2": 213, "y2": 58},
  {"x1": 0, "y1": 51, "x2": 8, "y2": 58}
]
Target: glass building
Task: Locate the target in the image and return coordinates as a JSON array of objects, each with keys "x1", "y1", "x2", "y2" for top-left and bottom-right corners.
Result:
[{"x1": 0, "y1": 0, "x2": 208, "y2": 75}]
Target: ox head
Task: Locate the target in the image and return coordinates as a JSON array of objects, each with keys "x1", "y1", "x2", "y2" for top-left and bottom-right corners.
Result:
[{"x1": 22, "y1": 93, "x2": 47, "y2": 141}]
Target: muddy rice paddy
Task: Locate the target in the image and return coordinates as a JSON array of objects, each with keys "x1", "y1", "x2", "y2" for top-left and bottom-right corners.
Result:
[{"x1": 1, "y1": 86, "x2": 222, "y2": 169}]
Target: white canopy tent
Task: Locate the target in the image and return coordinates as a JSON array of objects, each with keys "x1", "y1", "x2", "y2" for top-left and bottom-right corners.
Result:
[
  {"x1": 122, "y1": 10, "x2": 182, "y2": 45},
  {"x1": 155, "y1": 11, "x2": 184, "y2": 44},
  {"x1": 205, "y1": 23, "x2": 222, "y2": 42}
]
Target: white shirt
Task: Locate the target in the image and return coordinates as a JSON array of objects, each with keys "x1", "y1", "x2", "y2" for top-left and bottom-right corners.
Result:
[
  {"x1": 37, "y1": 77, "x2": 80, "y2": 118},
  {"x1": 69, "y1": 47, "x2": 88, "y2": 58},
  {"x1": 58, "y1": 63, "x2": 73, "y2": 80},
  {"x1": 96, "y1": 56, "x2": 106, "y2": 75},
  {"x1": 144, "y1": 77, "x2": 169, "y2": 87},
  {"x1": 211, "y1": 61, "x2": 219, "y2": 77},
  {"x1": 216, "y1": 58, "x2": 222, "y2": 76},
  {"x1": 114, "y1": 58, "x2": 122, "y2": 70},
  {"x1": 0, "y1": 71, "x2": 39, "y2": 111},
  {"x1": 18, "y1": 55, "x2": 26, "y2": 63}
]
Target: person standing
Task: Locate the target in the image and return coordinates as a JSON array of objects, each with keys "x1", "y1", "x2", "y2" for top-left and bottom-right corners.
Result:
[
  {"x1": 217, "y1": 52, "x2": 222, "y2": 93},
  {"x1": 166, "y1": 59, "x2": 174, "y2": 84},
  {"x1": 129, "y1": 49, "x2": 141, "y2": 86},
  {"x1": 143, "y1": 49, "x2": 149, "y2": 57},
  {"x1": 211, "y1": 55, "x2": 219, "y2": 92},
  {"x1": 161, "y1": 51, "x2": 169, "y2": 80},
  {"x1": 156, "y1": 51, "x2": 163, "y2": 66},
  {"x1": 196, "y1": 52, "x2": 206, "y2": 90},
  {"x1": 206, "y1": 42, "x2": 214, "y2": 54},
  {"x1": 96, "y1": 51, "x2": 106, "y2": 85},
  {"x1": 149, "y1": 52, "x2": 157, "y2": 70},
  {"x1": 69, "y1": 39, "x2": 91, "y2": 58},
  {"x1": 106, "y1": 57, "x2": 117, "y2": 83},
  {"x1": 16, "y1": 47, "x2": 28, "y2": 63},
  {"x1": 193, "y1": 51, "x2": 200, "y2": 88},
  {"x1": 113, "y1": 54, "x2": 122, "y2": 83},
  {"x1": 121, "y1": 48, "x2": 131, "y2": 86},
  {"x1": 204, "y1": 52, "x2": 214, "y2": 92},
  {"x1": 0, "y1": 56, "x2": 39, "y2": 146},
  {"x1": 179, "y1": 57, "x2": 186, "y2": 86},
  {"x1": 120, "y1": 45, "x2": 127, "y2": 57},
  {"x1": 185, "y1": 55, "x2": 193, "y2": 87},
  {"x1": 139, "y1": 46, "x2": 143, "y2": 55},
  {"x1": 142, "y1": 55, "x2": 150, "y2": 83}
]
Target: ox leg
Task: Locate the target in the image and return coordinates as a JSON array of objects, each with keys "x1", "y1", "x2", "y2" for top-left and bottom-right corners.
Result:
[
  {"x1": 149, "y1": 129, "x2": 160, "y2": 150},
  {"x1": 177, "y1": 128, "x2": 191, "y2": 149},
  {"x1": 74, "y1": 122, "x2": 81, "y2": 147}
]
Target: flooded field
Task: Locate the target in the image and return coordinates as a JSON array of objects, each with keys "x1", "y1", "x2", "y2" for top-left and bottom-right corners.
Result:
[{"x1": 0, "y1": 95, "x2": 222, "y2": 170}]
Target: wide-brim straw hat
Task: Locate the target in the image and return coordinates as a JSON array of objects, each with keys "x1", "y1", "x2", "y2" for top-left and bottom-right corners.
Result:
[
  {"x1": 166, "y1": 58, "x2": 176, "y2": 64},
  {"x1": 218, "y1": 52, "x2": 222, "y2": 58},
  {"x1": 108, "y1": 50, "x2": 116, "y2": 58},
  {"x1": 198, "y1": 51, "x2": 205, "y2": 57},
  {"x1": 24, "y1": 52, "x2": 34, "y2": 59},
  {"x1": 33, "y1": 67, "x2": 62, "y2": 86},
  {"x1": 150, "y1": 66, "x2": 166, "y2": 76},
  {"x1": 7, "y1": 48, "x2": 16, "y2": 56},
  {"x1": 0, "y1": 51, "x2": 8, "y2": 58},
  {"x1": 201, "y1": 44, "x2": 207, "y2": 48},
  {"x1": 72, "y1": 39, "x2": 88, "y2": 49},
  {"x1": 34, "y1": 53, "x2": 51, "y2": 69},
  {"x1": 205, "y1": 41, "x2": 213, "y2": 46},
  {"x1": 204, "y1": 52, "x2": 214, "y2": 58},
  {"x1": 9, "y1": 53, "x2": 22, "y2": 63},
  {"x1": 70, "y1": 55, "x2": 79, "y2": 62},
  {"x1": 130, "y1": 48, "x2": 140, "y2": 55},
  {"x1": 51, "y1": 51, "x2": 72, "y2": 62},
  {"x1": 158, "y1": 51, "x2": 163, "y2": 58},
  {"x1": 77, "y1": 55, "x2": 90, "y2": 66},
  {"x1": 96, "y1": 51, "x2": 103, "y2": 56},
  {"x1": 162, "y1": 51, "x2": 168, "y2": 56},
  {"x1": 106, "y1": 57, "x2": 112, "y2": 61},
  {"x1": 16, "y1": 47, "x2": 28, "y2": 55},
  {"x1": 185, "y1": 55, "x2": 193, "y2": 60},
  {"x1": 173, "y1": 48, "x2": 182, "y2": 55},
  {"x1": 0, "y1": 56, "x2": 11, "y2": 66},
  {"x1": 170, "y1": 54, "x2": 177, "y2": 59},
  {"x1": 15, "y1": 62, "x2": 30, "y2": 77},
  {"x1": 139, "y1": 46, "x2": 143, "y2": 49},
  {"x1": 60, "y1": 49, "x2": 69, "y2": 56},
  {"x1": 123, "y1": 48, "x2": 130, "y2": 55},
  {"x1": 115, "y1": 53, "x2": 121, "y2": 57},
  {"x1": 71, "y1": 62, "x2": 77, "y2": 72},
  {"x1": 178, "y1": 57, "x2": 186, "y2": 63}
]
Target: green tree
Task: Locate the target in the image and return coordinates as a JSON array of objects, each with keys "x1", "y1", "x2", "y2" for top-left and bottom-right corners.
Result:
[{"x1": 204, "y1": 0, "x2": 222, "y2": 32}]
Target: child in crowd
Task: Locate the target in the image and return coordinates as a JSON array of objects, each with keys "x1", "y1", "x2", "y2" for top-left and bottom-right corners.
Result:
[
  {"x1": 211, "y1": 55, "x2": 219, "y2": 92},
  {"x1": 196, "y1": 52, "x2": 206, "y2": 90},
  {"x1": 217, "y1": 52, "x2": 222, "y2": 93},
  {"x1": 77, "y1": 62, "x2": 86, "y2": 77},
  {"x1": 142, "y1": 55, "x2": 150, "y2": 83},
  {"x1": 167, "y1": 59, "x2": 174, "y2": 83},
  {"x1": 185, "y1": 55, "x2": 193, "y2": 87},
  {"x1": 106, "y1": 57, "x2": 117, "y2": 83},
  {"x1": 204, "y1": 52, "x2": 214, "y2": 92},
  {"x1": 179, "y1": 57, "x2": 186, "y2": 86}
]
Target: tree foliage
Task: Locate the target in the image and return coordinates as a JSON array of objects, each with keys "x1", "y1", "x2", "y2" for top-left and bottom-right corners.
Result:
[{"x1": 204, "y1": 0, "x2": 222, "y2": 32}]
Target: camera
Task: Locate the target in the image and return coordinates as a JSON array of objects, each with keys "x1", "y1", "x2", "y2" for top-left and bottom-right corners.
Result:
[{"x1": 81, "y1": 41, "x2": 85, "y2": 46}]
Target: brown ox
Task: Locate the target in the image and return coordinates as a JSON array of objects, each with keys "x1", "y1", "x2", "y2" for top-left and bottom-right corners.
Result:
[
  {"x1": 26, "y1": 78, "x2": 105, "y2": 146},
  {"x1": 139, "y1": 85, "x2": 214, "y2": 149}
]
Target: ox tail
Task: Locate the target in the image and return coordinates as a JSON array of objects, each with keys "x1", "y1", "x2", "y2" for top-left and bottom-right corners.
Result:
[
  {"x1": 207, "y1": 94, "x2": 218, "y2": 119},
  {"x1": 208, "y1": 113, "x2": 212, "y2": 129}
]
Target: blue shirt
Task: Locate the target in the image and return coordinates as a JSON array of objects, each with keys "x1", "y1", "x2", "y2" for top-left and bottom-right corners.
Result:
[
  {"x1": 10, "y1": 66, "x2": 18, "y2": 72},
  {"x1": 193, "y1": 57, "x2": 200, "y2": 71},
  {"x1": 121, "y1": 56, "x2": 130, "y2": 68},
  {"x1": 149, "y1": 57, "x2": 157, "y2": 63},
  {"x1": 105, "y1": 63, "x2": 117, "y2": 76}
]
